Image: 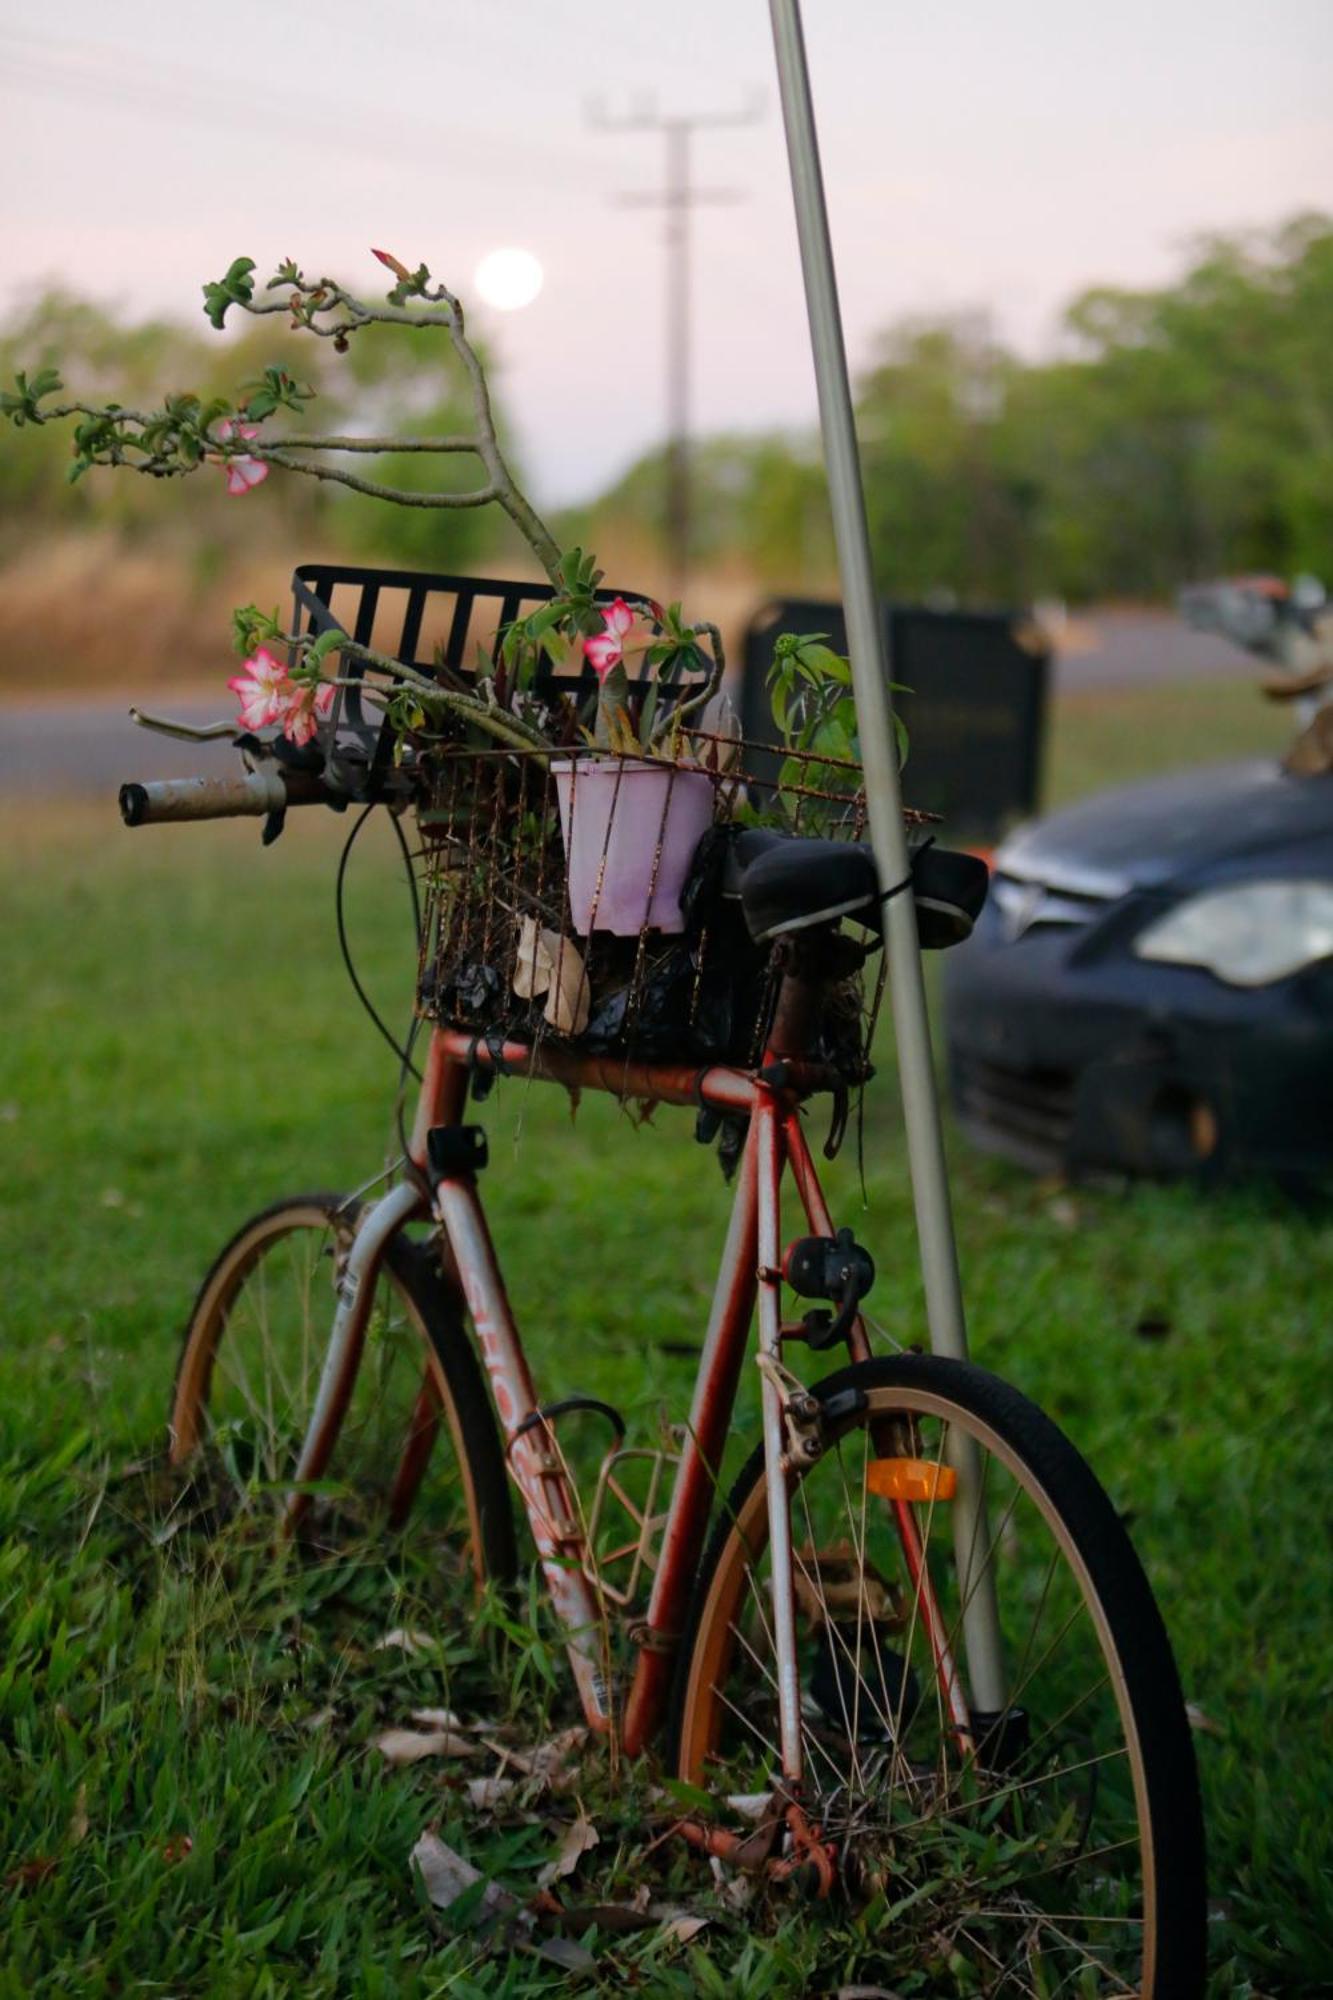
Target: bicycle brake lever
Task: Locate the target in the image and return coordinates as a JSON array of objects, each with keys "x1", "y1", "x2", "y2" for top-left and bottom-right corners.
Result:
[{"x1": 129, "y1": 706, "x2": 239, "y2": 743}]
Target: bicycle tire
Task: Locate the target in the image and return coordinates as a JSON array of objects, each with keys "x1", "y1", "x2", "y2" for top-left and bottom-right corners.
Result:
[
  {"x1": 670, "y1": 1352, "x2": 1205, "y2": 1997},
  {"x1": 170, "y1": 1191, "x2": 516, "y2": 1584}
]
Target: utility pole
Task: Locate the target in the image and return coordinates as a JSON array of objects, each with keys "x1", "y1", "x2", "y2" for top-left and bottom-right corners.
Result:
[{"x1": 589, "y1": 97, "x2": 761, "y2": 591}]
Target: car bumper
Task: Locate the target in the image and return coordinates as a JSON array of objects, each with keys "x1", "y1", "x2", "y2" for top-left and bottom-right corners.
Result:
[{"x1": 942, "y1": 910, "x2": 1333, "y2": 1184}]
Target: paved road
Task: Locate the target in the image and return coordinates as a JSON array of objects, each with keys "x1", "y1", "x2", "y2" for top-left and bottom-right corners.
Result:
[
  {"x1": 0, "y1": 612, "x2": 1259, "y2": 797},
  {"x1": 0, "y1": 698, "x2": 238, "y2": 799},
  {"x1": 1050, "y1": 609, "x2": 1255, "y2": 691}
]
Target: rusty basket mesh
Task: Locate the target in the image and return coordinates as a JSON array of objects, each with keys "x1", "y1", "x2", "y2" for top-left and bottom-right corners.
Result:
[{"x1": 415, "y1": 733, "x2": 921, "y2": 1076}]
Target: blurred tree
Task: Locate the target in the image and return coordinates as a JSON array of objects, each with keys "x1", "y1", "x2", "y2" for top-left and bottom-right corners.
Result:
[
  {"x1": 5, "y1": 214, "x2": 1331, "y2": 608},
  {"x1": 572, "y1": 213, "x2": 1333, "y2": 606},
  {"x1": 567, "y1": 430, "x2": 834, "y2": 584}
]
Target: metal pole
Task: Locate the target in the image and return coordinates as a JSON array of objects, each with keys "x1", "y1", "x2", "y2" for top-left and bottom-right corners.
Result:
[
  {"x1": 767, "y1": 0, "x2": 1006, "y2": 1712},
  {"x1": 589, "y1": 98, "x2": 760, "y2": 593}
]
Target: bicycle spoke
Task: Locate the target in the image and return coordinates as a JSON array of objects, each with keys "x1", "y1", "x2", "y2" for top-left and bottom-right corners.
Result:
[{"x1": 673, "y1": 1364, "x2": 1183, "y2": 1993}]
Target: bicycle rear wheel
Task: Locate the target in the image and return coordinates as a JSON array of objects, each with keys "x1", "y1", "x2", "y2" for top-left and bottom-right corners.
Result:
[
  {"x1": 671, "y1": 1353, "x2": 1205, "y2": 1997},
  {"x1": 170, "y1": 1192, "x2": 515, "y2": 1583}
]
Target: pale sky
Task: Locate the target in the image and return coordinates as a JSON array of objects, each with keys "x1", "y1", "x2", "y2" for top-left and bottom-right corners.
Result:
[{"x1": 2, "y1": 0, "x2": 1330, "y2": 503}]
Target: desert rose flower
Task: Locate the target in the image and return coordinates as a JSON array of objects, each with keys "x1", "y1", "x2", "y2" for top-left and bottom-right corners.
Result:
[
  {"x1": 227, "y1": 647, "x2": 290, "y2": 728},
  {"x1": 280, "y1": 679, "x2": 336, "y2": 747},
  {"x1": 216, "y1": 417, "x2": 269, "y2": 496},
  {"x1": 583, "y1": 597, "x2": 635, "y2": 681}
]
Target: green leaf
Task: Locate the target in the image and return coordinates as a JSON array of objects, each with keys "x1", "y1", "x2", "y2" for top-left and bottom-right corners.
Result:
[
  {"x1": 202, "y1": 256, "x2": 256, "y2": 330},
  {"x1": 795, "y1": 639, "x2": 851, "y2": 681},
  {"x1": 1, "y1": 365, "x2": 63, "y2": 425},
  {"x1": 308, "y1": 629, "x2": 344, "y2": 667}
]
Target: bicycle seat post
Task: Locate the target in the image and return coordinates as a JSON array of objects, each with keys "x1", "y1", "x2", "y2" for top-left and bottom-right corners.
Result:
[{"x1": 763, "y1": 928, "x2": 866, "y2": 1063}]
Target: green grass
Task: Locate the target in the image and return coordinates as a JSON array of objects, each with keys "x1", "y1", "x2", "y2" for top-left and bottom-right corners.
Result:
[{"x1": 1, "y1": 677, "x2": 1329, "y2": 1994}]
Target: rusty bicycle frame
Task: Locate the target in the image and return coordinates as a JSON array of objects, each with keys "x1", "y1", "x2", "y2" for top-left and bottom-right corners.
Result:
[{"x1": 282, "y1": 983, "x2": 969, "y2": 1848}]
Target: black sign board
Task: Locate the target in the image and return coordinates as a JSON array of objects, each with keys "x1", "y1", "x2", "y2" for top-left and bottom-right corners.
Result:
[{"x1": 741, "y1": 598, "x2": 1048, "y2": 843}]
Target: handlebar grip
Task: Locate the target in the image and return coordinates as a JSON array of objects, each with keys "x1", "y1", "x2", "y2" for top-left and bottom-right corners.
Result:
[{"x1": 119, "y1": 769, "x2": 325, "y2": 826}]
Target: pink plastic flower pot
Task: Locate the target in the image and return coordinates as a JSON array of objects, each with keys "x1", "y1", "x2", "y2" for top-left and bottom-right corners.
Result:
[{"x1": 552, "y1": 759, "x2": 716, "y2": 936}]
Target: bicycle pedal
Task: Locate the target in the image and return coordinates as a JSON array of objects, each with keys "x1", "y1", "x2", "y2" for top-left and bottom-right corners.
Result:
[{"x1": 808, "y1": 1621, "x2": 920, "y2": 1743}]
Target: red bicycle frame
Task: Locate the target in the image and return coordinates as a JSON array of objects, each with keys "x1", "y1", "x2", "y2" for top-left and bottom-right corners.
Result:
[{"x1": 290, "y1": 1018, "x2": 966, "y2": 1784}]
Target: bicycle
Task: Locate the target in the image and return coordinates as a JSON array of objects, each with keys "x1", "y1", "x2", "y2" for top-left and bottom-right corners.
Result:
[{"x1": 122, "y1": 565, "x2": 1206, "y2": 1996}]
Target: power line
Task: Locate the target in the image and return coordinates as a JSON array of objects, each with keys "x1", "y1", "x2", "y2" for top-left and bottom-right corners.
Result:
[
  {"x1": 0, "y1": 30, "x2": 598, "y2": 189},
  {"x1": 588, "y1": 94, "x2": 762, "y2": 591}
]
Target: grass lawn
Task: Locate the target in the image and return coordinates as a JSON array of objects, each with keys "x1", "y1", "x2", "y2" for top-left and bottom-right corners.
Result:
[{"x1": 1, "y1": 675, "x2": 1327, "y2": 1995}]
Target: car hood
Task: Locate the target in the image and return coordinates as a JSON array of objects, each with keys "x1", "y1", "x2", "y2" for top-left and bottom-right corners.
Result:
[{"x1": 997, "y1": 759, "x2": 1333, "y2": 895}]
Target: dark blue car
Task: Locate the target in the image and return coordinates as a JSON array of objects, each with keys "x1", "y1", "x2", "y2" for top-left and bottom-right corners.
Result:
[{"x1": 944, "y1": 579, "x2": 1333, "y2": 1186}]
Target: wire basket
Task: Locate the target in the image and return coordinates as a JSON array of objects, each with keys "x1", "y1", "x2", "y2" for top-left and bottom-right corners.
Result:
[
  {"x1": 283, "y1": 564, "x2": 926, "y2": 1075},
  {"x1": 416, "y1": 732, "x2": 896, "y2": 1076}
]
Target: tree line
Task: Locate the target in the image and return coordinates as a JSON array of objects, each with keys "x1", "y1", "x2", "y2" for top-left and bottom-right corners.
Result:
[{"x1": 576, "y1": 213, "x2": 1333, "y2": 605}]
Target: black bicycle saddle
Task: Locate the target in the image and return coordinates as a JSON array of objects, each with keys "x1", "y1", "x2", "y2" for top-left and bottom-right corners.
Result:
[{"x1": 727, "y1": 830, "x2": 989, "y2": 950}]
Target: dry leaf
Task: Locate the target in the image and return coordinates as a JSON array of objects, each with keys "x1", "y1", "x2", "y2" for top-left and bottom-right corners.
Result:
[
  {"x1": 67, "y1": 1785, "x2": 89, "y2": 1847},
  {"x1": 374, "y1": 1627, "x2": 436, "y2": 1656},
  {"x1": 411, "y1": 1829, "x2": 515, "y2": 1924},
  {"x1": 465, "y1": 1774, "x2": 517, "y2": 1811},
  {"x1": 486, "y1": 1724, "x2": 588, "y2": 1785},
  {"x1": 1185, "y1": 1701, "x2": 1224, "y2": 1737},
  {"x1": 376, "y1": 1727, "x2": 482, "y2": 1766},
  {"x1": 512, "y1": 916, "x2": 554, "y2": 1000},
  {"x1": 725, "y1": 1791, "x2": 773, "y2": 1822},
  {"x1": 712, "y1": 1863, "x2": 755, "y2": 1912},
  {"x1": 543, "y1": 938, "x2": 591, "y2": 1036},
  {"x1": 409, "y1": 1706, "x2": 464, "y2": 1731},
  {"x1": 659, "y1": 1912, "x2": 710, "y2": 1946},
  {"x1": 531, "y1": 1725, "x2": 590, "y2": 1786},
  {"x1": 536, "y1": 1814, "x2": 599, "y2": 1890},
  {"x1": 534, "y1": 1936, "x2": 597, "y2": 1973}
]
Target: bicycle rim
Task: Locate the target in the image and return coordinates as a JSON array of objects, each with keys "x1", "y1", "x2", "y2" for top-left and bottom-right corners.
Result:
[
  {"x1": 672, "y1": 1354, "x2": 1205, "y2": 1997},
  {"x1": 170, "y1": 1195, "x2": 495, "y2": 1575}
]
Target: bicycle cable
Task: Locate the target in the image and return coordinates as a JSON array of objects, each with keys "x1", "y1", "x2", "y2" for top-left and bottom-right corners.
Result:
[{"x1": 335, "y1": 802, "x2": 424, "y2": 1083}]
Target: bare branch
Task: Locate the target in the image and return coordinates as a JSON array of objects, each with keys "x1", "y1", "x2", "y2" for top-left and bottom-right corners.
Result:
[
  {"x1": 236, "y1": 262, "x2": 565, "y2": 583},
  {"x1": 261, "y1": 447, "x2": 497, "y2": 509},
  {"x1": 261, "y1": 434, "x2": 481, "y2": 455}
]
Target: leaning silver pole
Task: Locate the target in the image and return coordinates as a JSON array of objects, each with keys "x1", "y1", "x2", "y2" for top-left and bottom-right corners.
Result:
[{"x1": 768, "y1": 0, "x2": 1006, "y2": 1712}]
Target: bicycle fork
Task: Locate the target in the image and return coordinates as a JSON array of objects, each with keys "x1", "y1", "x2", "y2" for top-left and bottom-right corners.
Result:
[
  {"x1": 283, "y1": 1179, "x2": 424, "y2": 1531},
  {"x1": 750, "y1": 1087, "x2": 977, "y2": 1881}
]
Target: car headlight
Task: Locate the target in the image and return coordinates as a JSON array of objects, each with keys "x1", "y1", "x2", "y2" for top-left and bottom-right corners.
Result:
[{"x1": 1134, "y1": 880, "x2": 1333, "y2": 986}]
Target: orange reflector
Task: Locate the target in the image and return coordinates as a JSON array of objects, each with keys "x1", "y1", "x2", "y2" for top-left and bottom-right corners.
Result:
[{"x1": 866, "y1": 1458, "x2": 957, "y2": 1503}]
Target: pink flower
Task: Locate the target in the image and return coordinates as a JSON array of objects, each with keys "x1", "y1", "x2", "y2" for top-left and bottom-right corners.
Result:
[
  {"x1": 281, "y1": 679, "x2": 336, "y2": 748},
  {"x1": 583, "y1": 597, "x2": 635, "y2": 681},
  {"x1": 227, "y1": 647, "x2": 290, "y2": 729},
  {"x1": 226, "y1": 651, "x2": 334, "y2": 745},
  {"x1": 216, "y1": 416, "x2": 269, "y2": 497}
]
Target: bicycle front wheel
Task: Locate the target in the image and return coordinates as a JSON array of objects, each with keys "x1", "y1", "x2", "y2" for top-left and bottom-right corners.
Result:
[
  {"x1": 671, "y1": 1353, "x2": 1205, "y2": 1997},
  {"x1": 170, "y1": 1192, "x2": 515, "y2": 1583}
]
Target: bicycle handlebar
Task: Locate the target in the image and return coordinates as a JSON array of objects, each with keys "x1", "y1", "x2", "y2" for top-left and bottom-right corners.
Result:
[{"x1": 119, "y1": 768, "x2": 328, "y2": 826}]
